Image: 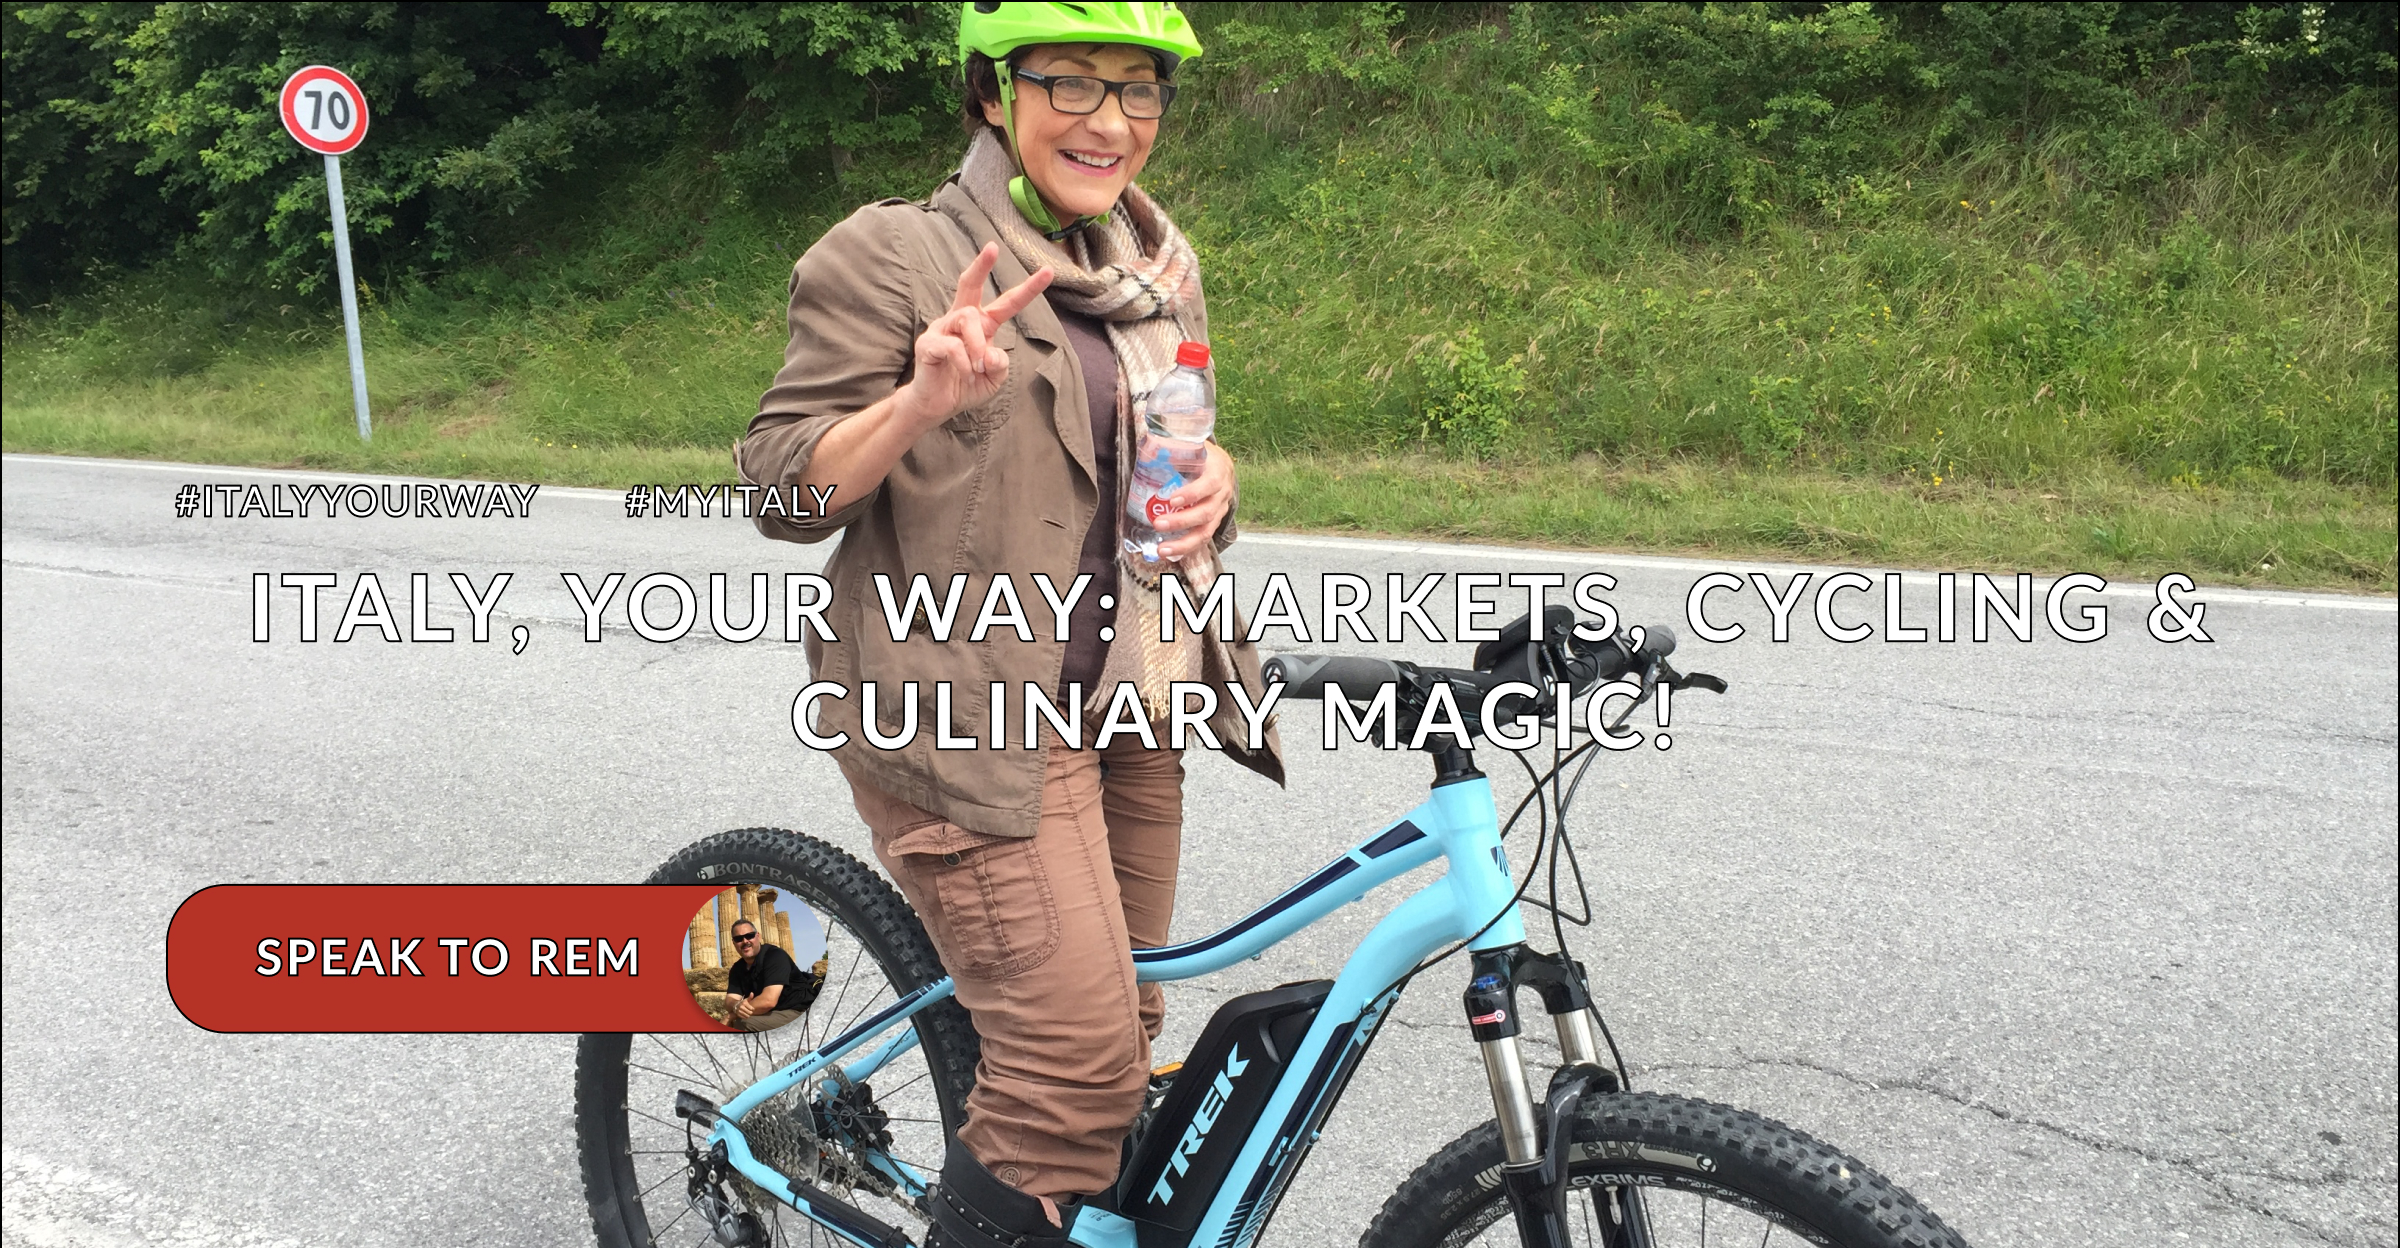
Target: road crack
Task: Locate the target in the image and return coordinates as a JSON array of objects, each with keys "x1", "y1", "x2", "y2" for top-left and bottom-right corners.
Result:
[{"x1": 1641, "y1": 1053, "x2": 2394, "y2": 1248}]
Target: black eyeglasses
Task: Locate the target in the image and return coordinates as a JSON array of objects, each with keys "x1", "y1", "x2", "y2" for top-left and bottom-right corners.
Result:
[
  {"x1": 1012, "y1": 69, "x2": 1176, "y2": 120},
  {"x1": 733, "y1": 932, "x2": 761, "y2": 943}
]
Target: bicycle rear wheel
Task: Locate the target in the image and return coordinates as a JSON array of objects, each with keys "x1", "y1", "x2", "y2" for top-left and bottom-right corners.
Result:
[
  {"x1": 1363, "y1": 1091, "x2": 1969, "y2": 1248},
  {"x1": 577, "y1": 828, "x2": 979, "y2": 1248}
]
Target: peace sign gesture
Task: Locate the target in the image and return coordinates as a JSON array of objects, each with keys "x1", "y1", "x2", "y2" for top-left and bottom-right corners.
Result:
[{"x1": 897, "y1": 243, "x2": 1056, "y2": 432}]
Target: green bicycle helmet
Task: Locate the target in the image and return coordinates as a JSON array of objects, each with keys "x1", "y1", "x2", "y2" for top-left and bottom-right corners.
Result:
[
  {"x1": 959, "y1": 1, "x2": 1202, "y2": 76},
  {"x1": 958, "y1": 2, "x2": 1202, "y2": 236}
]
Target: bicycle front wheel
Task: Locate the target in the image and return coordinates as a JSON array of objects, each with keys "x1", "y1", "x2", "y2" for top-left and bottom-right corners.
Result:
[
  {"x1": 577, "y1": 827, "x2": 980, "y2": 1248},
  {"x1": 1363, "y1": 1091, "x2": 1969, "y2": 1248}
]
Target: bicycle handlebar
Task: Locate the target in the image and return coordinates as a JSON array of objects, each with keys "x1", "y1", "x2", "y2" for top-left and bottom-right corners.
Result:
[
  {"x1": 1263, "y1": 653, "x2": 1412, "y2": 702},
  {"x1": 1264, "y1": 618, "x2": 1713, "y2": 749}
]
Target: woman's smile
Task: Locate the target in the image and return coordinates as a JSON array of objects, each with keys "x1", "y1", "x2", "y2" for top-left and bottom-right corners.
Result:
[{"x1": 1060, "y1": 149, "x2": 1125, "y2": 176}]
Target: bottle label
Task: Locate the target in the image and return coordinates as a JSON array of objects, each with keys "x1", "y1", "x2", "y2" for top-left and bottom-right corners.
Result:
[{"x1": 1131, "y1": 455, "x2": 1184, "y2": 524}]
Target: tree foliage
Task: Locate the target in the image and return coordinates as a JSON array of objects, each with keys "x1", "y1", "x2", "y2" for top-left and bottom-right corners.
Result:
[
  {"x1": 3, "y1": 1, "x2": 953, "y2": 299},
  {"x1": 4, "y1": 1, "x2": 2391, "y2": 302}
]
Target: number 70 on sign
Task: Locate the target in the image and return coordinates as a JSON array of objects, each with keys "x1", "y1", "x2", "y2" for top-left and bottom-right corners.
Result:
[
  {"x1": 300, "y1": 86, "x2": 354, "y2": 134},
  {"x1": 279, "y1": 65, "x2": 374, "y2": 441}
]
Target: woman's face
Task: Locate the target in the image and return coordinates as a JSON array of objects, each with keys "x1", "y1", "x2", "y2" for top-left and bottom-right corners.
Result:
[{"x1": 982, "y1": 43, "x2": 1161, "y2": 222}]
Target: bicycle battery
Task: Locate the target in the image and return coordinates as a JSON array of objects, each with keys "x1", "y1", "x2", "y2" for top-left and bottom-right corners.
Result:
[{"x1": 1107, "y1": 978, "x2": 1330, "y2": 1242}]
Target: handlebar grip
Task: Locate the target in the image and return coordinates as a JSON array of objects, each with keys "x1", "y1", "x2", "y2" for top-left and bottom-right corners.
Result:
[
  {"x1": 1566, "y1": 622, "x2": 1676, "y2": 683},
  {"x1": 1263, "y1": 654, "x2": 1408, "y2": 702}
]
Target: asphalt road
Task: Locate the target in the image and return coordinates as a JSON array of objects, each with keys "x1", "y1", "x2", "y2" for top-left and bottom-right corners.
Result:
[{"x1": 4, "y1": 453, "x2": 2394, "y2": 1248}]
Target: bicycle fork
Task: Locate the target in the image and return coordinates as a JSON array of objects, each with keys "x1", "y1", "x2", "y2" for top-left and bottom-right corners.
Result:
[{"x1": 1465, "y1": 945, "x2": 1651, "y2": 1248}]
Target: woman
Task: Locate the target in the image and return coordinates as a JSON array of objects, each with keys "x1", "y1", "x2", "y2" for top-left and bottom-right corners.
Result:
[{"x1": 736, "y1": 4, "x2": 1281, "y2": 1244}]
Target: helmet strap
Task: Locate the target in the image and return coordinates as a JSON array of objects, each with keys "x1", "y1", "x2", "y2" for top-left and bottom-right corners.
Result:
[{"x1": 996, "y1": 67, "x2": 1108, "y2": 242}]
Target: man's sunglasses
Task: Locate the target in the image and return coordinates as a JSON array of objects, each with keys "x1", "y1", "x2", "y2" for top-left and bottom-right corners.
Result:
[
  {"x1": 1011, "y1": 69, "x2": 1176, "y2": 120},
  {"x1": 732, "y1": 932, "x2": 761, "y2": 942}
]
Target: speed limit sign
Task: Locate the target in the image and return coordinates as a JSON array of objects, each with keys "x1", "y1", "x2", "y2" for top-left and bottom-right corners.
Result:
[
  {"x1": 279, "y1": 65, "x2": 369, "y2": 155},
  {"x1": 280, "y1": 64, "x2": 374, "y2": 439}
]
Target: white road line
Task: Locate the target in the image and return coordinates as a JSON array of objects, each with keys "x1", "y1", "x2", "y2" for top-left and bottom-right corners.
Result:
[
  {"x1": 2, "y1": 452, "x2": 626, "y2": 499},
  {"x1": 1237, "y1": 533, "x2": 2398, "y2": 610},
  {"x1": 3, "y1": 562, "x2": 245, "y2": 594},
  {"x1": 3, "y1": 561, "x2": 698, "y2": 636},
  {"x1": 9, "y1": 453, "x2": 2391, "y2": 612}
]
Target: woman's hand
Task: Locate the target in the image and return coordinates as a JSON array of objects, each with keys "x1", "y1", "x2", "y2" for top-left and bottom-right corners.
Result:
[
  {"x1": 783, "y1": 244, "x2": 1050, "y2": 510},
  {"x1": 1155, "y1": 441, "x2": 1235, "y2": 561},
  {"x1": 895, "y1": 242, "x2": 1055, "y2": 430}
]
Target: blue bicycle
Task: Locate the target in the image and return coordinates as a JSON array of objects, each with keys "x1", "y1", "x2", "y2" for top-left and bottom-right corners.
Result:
[{"x1": 577, "y1": 612, "x2": 1970, "y2": 1248}]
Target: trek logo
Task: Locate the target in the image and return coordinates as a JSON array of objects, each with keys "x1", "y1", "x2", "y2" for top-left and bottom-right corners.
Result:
[{"x1": 1147, "y1": 1044, "x2": 1251, "y2": 1205}]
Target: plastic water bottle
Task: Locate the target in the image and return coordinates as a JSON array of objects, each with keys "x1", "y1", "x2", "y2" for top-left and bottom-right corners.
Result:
[{"x1": 1123, "y1": 341, "x2": 1216, "y2": 563}]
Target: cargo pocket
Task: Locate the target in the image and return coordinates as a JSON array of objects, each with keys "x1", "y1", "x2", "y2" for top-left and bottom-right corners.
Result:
[{"x1": 878, "y1": 817, "x2": 1061, "y2": 982}]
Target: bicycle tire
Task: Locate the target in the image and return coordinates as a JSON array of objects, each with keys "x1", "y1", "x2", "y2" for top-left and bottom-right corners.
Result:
[
  {"x1": 1361, "y1": 1091, "x2": 1970, "y2": 1248},
  {"x1": 577, "y1": 827, "x2": 980, "y2": 1248}
]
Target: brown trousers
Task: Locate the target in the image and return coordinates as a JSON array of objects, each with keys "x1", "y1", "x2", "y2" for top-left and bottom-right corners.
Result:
[
  {"x1": 731, "y1": 1007, "x2": 804, "y2": 1033},
  {"x1": 845, "y1": 739, "x2": 1183, "y2": 1201}
]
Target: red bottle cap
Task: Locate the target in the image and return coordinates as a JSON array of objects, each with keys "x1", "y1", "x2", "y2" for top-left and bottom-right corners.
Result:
[{"x1": 1175, "y1": 341, "x2": 1211, "y2": 369}]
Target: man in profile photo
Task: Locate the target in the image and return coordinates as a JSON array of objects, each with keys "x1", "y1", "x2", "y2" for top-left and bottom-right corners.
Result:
[{"x1": 724, "y1": 920, "x2": 818, "y2": 1032}]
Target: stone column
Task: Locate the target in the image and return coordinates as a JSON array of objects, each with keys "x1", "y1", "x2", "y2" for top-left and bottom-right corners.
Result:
[
  {"x1": 737, "y1": 883, "x2": 761, "y2": 940},
  {"x1": 687, "y1": 898, "x2": 719, "y2": 970},
  {"x1": 773, "y1": 910, "x2": 797, "y2": 958},
  {"x1": 715, "y1": 886, "x2": 740, "y2": 967},
  {"x1": 758, "y1": 890, "x2": 791, "y2": 955}
]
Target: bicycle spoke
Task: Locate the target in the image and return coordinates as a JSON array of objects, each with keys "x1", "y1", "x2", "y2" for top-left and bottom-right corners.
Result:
[
  {"x1": 646, "y1": 1195, "x2": 693, "y2": 1241},
  {"x1": 690, "y1": 1034, "x2": 738, "y2": 1092},
  {"x1": 824, "y1": 942, "x2": 869, "y2": 1032},
  {"x1": 629, "y1": 1105, "x2": 687, "y2": 1133},
  {"x1": 635, "y1": 1163, "x2": 691, "y2": 1204},
  {"x1": 871, "y1": 1065, "x2": 931, "y2": 1100},
  {"x1": 644, "y1": 1034, "x2": 715, "y2": 1084},
  {"x1": 628, "y1": 1060, "x2": 700, "y2": 1084}
]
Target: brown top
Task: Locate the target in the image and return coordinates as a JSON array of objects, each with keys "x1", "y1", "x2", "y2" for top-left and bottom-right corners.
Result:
[
  {"x1": 1052, "y1": 307, "x2": 1119, "y2": 696},
  {"x1": 735, "y1": 178, "x2": 1283, "y2": 838}
]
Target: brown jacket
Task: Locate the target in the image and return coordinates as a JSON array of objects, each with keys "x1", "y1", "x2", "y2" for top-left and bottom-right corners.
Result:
[{"x1": 737, "y1": 178, "x2": 1283, "y2": 838}]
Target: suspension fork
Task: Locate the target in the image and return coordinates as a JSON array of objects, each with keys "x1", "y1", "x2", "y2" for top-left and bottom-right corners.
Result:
[{"x1": 1464, "y1": 945, "x2": 1648, "y2": 1248}]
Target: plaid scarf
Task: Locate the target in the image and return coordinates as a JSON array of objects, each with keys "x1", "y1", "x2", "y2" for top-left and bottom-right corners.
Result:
[{"x1": 959, "y1": 128, "x2": 1215, "y2": 723}]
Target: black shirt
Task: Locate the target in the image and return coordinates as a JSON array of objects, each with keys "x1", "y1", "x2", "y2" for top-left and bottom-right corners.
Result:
[{"x1": 727, "y1": 944, "x2": 817, "y2": 1014}]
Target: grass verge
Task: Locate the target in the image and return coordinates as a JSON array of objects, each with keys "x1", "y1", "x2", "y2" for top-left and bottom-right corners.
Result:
[{"x1": 5, "y1": 362, "x2": 2388, "y2": 592}]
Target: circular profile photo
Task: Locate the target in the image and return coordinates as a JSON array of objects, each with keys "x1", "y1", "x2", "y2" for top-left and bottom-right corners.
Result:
[{"x1": 683, "y1": 884, "x2": 829, "y2": 1032}]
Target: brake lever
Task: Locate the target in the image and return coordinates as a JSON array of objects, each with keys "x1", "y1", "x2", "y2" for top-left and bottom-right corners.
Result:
[
  {"x1": 1603, "y1": 658, "x2": 1663, "y2": 733},
  {"x1": 1658, "y1": 658, "x2": 1729, "y2": 695}
]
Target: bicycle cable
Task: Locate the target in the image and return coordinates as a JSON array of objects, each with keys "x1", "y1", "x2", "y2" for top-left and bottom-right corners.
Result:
[
  {"x1": 1362, "y1": 656, "x2": 1651, "y2": 1091},
  {"x1": 1541, "y1": 704, "x2": 1632, "y2": 1089},
  {"x1": 1374, "y1": 771, "x2": 1556, "y2": 1001},
  {"x1": 1372, "y1": 710, "x2": 1565, "y2": 996},
  {"x1": 1523, "y1": 682, "x2": 1631, "y2": 1090}
]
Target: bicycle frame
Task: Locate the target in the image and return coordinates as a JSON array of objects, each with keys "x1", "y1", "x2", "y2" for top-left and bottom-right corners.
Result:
[{"x1": 706, "y1": 771, "x2": 1530, "y2": 1248}]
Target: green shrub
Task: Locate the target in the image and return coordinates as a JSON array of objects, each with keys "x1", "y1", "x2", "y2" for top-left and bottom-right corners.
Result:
[{"x1": 1417, "y1": 328, "x2": 1522, "y2": 459}]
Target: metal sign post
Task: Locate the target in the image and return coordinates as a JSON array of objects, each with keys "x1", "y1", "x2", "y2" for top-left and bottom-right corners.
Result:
[{"x1": 279, "y1": 65, "x2": 373, "y2": 441}]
